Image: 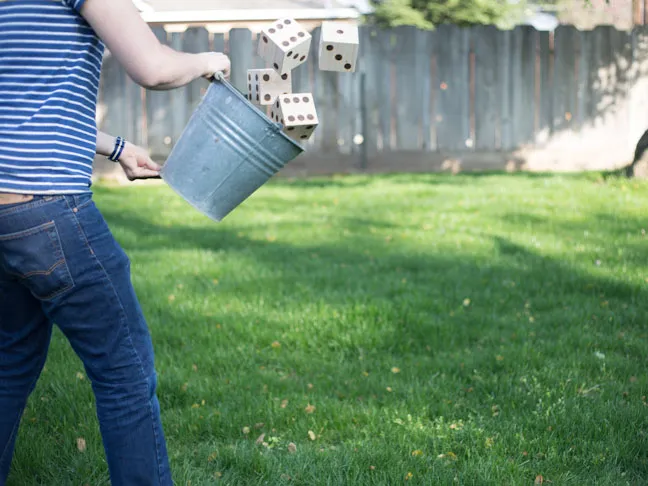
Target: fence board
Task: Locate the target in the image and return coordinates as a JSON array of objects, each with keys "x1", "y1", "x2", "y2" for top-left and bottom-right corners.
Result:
[
  {"x1": 229, "y1": 29, "x2": 253, "y2": 94},
  {"x1": 538, "y1": 31, "x2": 552, "y2": 142},
  {"x1": 310, "y1": 27, "x2": 339, "y2": 152},
  {"x1": 497, "y1": 29, "x2": 513, "y2": 150},
  {"x1": 611, "y1": 28, "x2": 633, "y2": 150},
  {"x1": 291, "y1": 43, "x2": 311, "y2": 94},
  {"x1": 630, "y1": 26, "x2": 648, "y2": 144},
  {"x1": 393, "y1": 26, "x2": 420, "y2": 150},
  {"x1": 170, "y1": 32, "x2": 188, "y2": 145},
  {"x1": 473, "y1": 25, "x2": 499, "y2": 150},
  {"x1": 553, "y1": 26, "x2": 577, "y2": 134},
  {"x1": 510, "y1": 26, "x2": 536, "y2": 146},
  {"x1": 576, "y1": 30, "x2": 590, "y2": 131},
  {"x1": 98, "y1": 51, "x2": 124, "y2": 139},
  {"x1": 183, "y1": 28, "x2": 211, "y2": 114},
  {"x1": 436, "y1": 25, "x2": 470, "y2": 151},
  {"x1": 369, "y1": 30, "x2": 396, "y2": 150},
  {"x1": 146, "y1": 26, "x2": 172, "y2": 157},
  {"x1": 359, "y1": 26, "x2": 379, "y2": 156},
  {"x1": 418, "y1": 29, "x2": 434, "y2": 151},
  {"x1": 252, "y1": 32, "x2": 266, "y2": 69},
  {"x1": 337, "y1": 70, "x2": 356, "y2": 155}
]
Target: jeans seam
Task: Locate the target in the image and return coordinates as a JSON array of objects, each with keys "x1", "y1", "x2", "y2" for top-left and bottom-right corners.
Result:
[
  {"x1": 149, "y1": 373, "x2": 165, "y2": 483},
  {"x1": 0, "y1": 345, "x2": 50, "y2": 470},
  {"x1": 0, "y1": 414, "x2": 20, "y2": 472},
  {"x1": 63, "y1": 198, "x2": 165, "y2": 483}
]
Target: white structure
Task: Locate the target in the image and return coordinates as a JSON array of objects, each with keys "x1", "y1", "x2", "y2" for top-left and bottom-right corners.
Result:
[{"x1": 131, "y1": 0, "x2": 368, "y2": 32}]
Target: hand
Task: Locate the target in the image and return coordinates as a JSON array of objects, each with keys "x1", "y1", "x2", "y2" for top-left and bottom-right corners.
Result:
[
  {"x1": 117, "y1": 142, "x2": 161, "y2": 181},
  {"x1": 202, "y1": 52, "x2": 231, "y2": 81}
]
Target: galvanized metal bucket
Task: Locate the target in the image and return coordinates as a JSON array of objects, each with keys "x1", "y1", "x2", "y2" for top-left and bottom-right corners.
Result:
[{"x1": 160, "y1": 75, "x2": 304, "y2": 221}]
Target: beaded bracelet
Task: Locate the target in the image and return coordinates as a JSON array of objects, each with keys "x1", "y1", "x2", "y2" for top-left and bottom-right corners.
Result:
[{"x1": 108, "y1": 136, "x2": 126, "y2": 162}]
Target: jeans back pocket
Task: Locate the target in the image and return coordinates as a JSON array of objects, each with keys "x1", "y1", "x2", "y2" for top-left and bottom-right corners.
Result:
[{"x1": 0, "y1": 220, "x2": 74, "y2": 301}]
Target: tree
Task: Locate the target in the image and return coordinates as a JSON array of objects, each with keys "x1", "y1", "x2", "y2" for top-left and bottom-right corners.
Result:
[{"x1": 368, "y1": 0, "x2": 525, "y2": 29}]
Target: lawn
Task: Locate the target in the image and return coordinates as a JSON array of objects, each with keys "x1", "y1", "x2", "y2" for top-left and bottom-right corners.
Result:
[{"x1": 6, "y1": 172, "x2": 648, "y2": 485}]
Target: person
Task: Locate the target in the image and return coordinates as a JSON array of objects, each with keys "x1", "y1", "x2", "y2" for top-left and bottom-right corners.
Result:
[{"x1": 0, "y1": 0, "x2": 230, "y2": 484}]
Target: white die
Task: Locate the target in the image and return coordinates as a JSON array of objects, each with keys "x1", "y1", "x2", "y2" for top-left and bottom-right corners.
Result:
[
  {"x1": 270, "y1": 93, "x2": 319, "y2": 142},
  {"x1": 246, "y1": 68, "x2": 291, "y2": 106},
  {"x1": 318, "y1": 21, "x2": 359, "y2": 72},
  {"x1": 257, "y1": 18, "x2": 312, "y2": 75}
]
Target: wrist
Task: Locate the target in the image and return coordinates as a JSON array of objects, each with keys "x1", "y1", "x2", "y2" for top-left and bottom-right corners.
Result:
[
  {"x1": 198, "y1": 52, "x2": 213, "y2": 78},
  {"x1": 107, "y1": 136, "x2": 126, "y2": 162}
]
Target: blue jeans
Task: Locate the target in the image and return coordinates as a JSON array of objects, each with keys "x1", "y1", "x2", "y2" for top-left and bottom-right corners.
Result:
[{"x1": 0, "y1": 194, "x2": 172, "y2": 485}]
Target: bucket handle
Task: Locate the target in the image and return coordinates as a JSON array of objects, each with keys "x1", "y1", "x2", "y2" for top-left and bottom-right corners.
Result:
[{"x1": 205, "y1": 71, "x2": 227, "y2": 83}]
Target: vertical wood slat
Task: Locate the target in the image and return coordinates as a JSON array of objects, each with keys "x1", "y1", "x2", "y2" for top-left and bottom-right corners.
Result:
[
  {"x1": 552, "y1": 26, "x2": 577, "y2": 135},
  {"x1": 629, "y1": 26, "x2": 648, "y2": 145},
  {"x1": 510, "y1": 26, "x2": 536, "y2": 146},
  {"x1": 182, "y1": 28, "x2": 211, "y2": 115},
  {"x1": 170, "y1": 32, "x2": 187, "y2": 146},
  {"x1": 418, "y1": 29, "x2": 434, "y2": 151},
  {"x1": 375, "y1": 29, "x2": 396, "y2": 150},
  {"x1": 336, "y1": 69, "x2": 357, "y2": 155},
  {"x1": 538, "y1": 31, "x2": 552, "y2": 142},
  {"x1": 146, "y1": 26, "x2": 171, "y2": 157},
  {"x1": 576, "y1": 29, "x2": 590, "y2": 132},
  {"x1": 587, "y1": 27, "x2": 607, "y2": 127},
  {"x1": 498, "y1": 29, "x2": 513, "y2": 150},
  {"x1": 291, "y1": 41, "x2": 311, "y2": 94},
  {"x1": 393, "y1": 26, "x2": 420, "y2": 150},
  {"x1": 229, "y1": 29, "x2": 253, "y2": 94},
  {"x1": 611, "y1": 28, "x2": 633, "y2": 152},
  {"x1": 251, "y1": 32, "x2": 266, "y2": 69},
  {"x1": 436, "y1": 25, "x2": 470, "y2": 151},
  {"x1": 359, "y1": 26, "x2": 379, "y2": 157},
  {"x1": 310, "y1": 27, "x2": 338, "y2": 153},
  {"x1": 473, "y1": 25, "x2": 498, "y2": 150},
  {"x1": 98, "y1": 51, "x2": 124, "y2": 139}
]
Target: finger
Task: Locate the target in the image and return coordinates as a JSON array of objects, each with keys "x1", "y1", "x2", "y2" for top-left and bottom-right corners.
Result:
[
  {"x1": 130, "y1": 168, "x2": 161, "y2": 180},
  {"x1": 141, "y1": 158, "x2": 161, "y2": 171}
]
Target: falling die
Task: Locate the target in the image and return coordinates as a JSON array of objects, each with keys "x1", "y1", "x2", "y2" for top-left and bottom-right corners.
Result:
[
  {"x1": 257, "y1": 18, "x2": 312, "y2": 75},
  {"x1": 246, "y1": 68, "x2": 291, "y2": 106},
  {"x1": 319, "y1": 21, "x2": 359, "y2": 73},
  {"x1": 271, "y1": 93, "x2": 319, "y2": 142}
]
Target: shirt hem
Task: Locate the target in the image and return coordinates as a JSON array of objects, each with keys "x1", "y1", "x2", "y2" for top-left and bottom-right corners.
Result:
[{"x1": 0, "y1": 187, "x2": 92, "y2": 195}]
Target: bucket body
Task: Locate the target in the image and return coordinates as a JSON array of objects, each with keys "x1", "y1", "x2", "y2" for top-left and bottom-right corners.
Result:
[{"x1": 160, "y1": 78, "x2": 304, "y2": 221}]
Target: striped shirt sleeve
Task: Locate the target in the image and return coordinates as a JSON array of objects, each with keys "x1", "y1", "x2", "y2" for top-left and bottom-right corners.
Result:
[{"x1": 63, "y1": 0, "x2": 87, "y2": 13}]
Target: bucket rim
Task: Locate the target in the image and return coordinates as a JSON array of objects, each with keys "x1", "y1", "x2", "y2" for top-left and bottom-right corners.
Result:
[{"x1": 209, "y1": 75, "x2": 305, "y2": 154}]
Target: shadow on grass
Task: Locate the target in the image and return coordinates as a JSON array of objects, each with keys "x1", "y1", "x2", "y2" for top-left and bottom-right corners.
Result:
[
  {"x1": 100, "y1": 205, "x2": 647, "y2": 350},
  {"x1": 268, "y1": 171, "x2": 594, "y2": 190}
]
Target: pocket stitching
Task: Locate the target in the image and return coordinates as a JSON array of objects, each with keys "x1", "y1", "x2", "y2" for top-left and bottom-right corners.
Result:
[
  {"x1": 4, "y1": 259, "x2": 67, "y2": 279},
  {"x1": 75, "y1": 196, "x2": 94, "y2": 211},
  {"x1": 0, "y1": 220, "x2": 55, "y2": 242}
]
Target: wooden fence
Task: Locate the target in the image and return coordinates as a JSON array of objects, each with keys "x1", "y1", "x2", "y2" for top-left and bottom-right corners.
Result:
[{"x1": 96, "y1": 24, "x2": 648, "y2": 176}]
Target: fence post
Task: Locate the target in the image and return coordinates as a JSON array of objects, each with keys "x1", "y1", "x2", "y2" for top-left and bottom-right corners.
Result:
[
  {"x1": 359, "y1": 71, "x2": 368, "y2": 170},
  {"x1": 229, "y1": 29, "x2": 253, "y2": 94}
]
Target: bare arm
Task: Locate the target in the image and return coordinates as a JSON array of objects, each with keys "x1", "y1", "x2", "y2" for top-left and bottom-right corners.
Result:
[
  {"x1": 79, "y1": 0, "x2": 230, "y2": 89},
  {"x1": 95, "y1": 130, "x2": 118, "y2": 158},
  {"x1": 97, "y1": 130, "x2": 161, "y2": 180}
]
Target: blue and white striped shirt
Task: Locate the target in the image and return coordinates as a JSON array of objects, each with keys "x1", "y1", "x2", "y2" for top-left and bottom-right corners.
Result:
[{"x1": 0, "y1": 0, "x2": 104, "y2": 194}]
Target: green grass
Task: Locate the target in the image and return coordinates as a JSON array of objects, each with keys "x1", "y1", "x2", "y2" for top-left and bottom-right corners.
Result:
[{"x1": 7, "y1": 172, "x2": 648, "y2": 485}]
